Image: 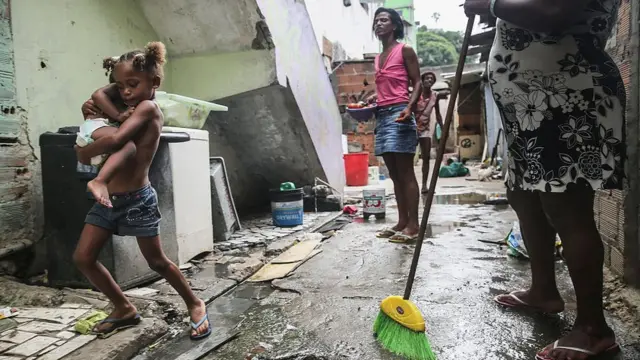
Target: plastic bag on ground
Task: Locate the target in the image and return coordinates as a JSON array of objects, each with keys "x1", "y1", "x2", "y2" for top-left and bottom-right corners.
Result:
[
  {"x1": 507, "y1": 221, "x2": 528, "y2": 258},
  {"x1": 506, "y1": 221, "x2": 563, "y2": 259}
]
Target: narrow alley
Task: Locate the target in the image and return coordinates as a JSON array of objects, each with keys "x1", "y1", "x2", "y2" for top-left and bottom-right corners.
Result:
[
  {"x1": 1, "y1": 1, "x2": 640, "y2": 359},
  {"x1": 134, "y1": 169, "x2": 640, "y2": 359}
]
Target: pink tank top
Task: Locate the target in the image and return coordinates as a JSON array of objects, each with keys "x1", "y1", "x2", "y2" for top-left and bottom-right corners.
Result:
[{"x1": 375, "y1": 43, "x2": 410, "y2": 107}]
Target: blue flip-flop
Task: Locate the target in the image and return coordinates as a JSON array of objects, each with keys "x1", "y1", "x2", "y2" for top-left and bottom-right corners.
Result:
[
  {"x1": 190, "y1": 310, "x2": 212, "y2": 340},
  {"x1": 92, "y1": 314, "x2": 142, "y2": 339}
]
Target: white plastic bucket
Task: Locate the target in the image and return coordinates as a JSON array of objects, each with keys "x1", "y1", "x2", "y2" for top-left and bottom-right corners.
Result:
[
  {"x1": 363, "y1": 188, "x2": 385, "y2": 217},
  {"x1": 368, "y1": 166, "x2": 380, "y2": 185}
]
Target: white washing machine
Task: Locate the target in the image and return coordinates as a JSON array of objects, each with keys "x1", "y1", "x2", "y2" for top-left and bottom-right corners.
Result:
[{"x1": 162, "y1": 126, "x2": 214, "y2": 264}]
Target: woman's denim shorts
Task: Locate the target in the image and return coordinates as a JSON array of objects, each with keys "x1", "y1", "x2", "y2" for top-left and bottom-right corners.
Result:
[{"x1": 374, "y1": 104, "x2": 418, "y2": 156}]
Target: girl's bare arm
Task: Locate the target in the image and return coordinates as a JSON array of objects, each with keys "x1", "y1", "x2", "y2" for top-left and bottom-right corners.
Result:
[
  {"x1": 91, "y1": 84, "x2": 129, "y2": 122},
  {"x1": 76, "y1": 100, "x2": 158, "y2": 160}
]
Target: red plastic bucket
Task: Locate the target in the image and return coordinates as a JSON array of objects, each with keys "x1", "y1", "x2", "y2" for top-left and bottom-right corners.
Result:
[{"x1": 344, "y1": 152, "x2": 369, "y2": 186}]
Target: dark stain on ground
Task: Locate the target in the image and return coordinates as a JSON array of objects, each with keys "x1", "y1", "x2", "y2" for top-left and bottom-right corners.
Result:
[
  {"x1": 491, "y1": 276, "x2": 509, "y2": 283},
  {"x1": 467, "y1": 247, "x2": 493, "y2": 253},
  {"x1": 473, "y1": 256, "x2": 509, "y2": 261},
  {"x1": 434, "y1": 192, "x2": 491, "y2": 205}
]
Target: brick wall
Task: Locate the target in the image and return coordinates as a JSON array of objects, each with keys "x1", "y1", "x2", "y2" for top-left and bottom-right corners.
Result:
[
  {"x1": 595, "y1": 0, "x2": 635, "y2": 279},
  {"x1": 334, "y1": 60, "x2": 377, "y2": 106},
  {"x1": 0, "y1": 0, "x2": 38, "y2": 250},
  {"x1": 594, "y1": 190, "x2": 626, "y2": 275},
  {"x1": 334, "y1": 60, "x2": 378, "y2": 165}
]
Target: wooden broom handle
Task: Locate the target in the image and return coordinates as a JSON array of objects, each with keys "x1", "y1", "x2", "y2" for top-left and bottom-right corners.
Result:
[{"x1": 404, "y1": 16, "x2": 476, "y2": 300}]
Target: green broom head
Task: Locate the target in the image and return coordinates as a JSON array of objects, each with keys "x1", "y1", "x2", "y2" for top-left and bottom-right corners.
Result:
[{"x1": 373, "y1": 296, "x2": 436, "y2": 360}]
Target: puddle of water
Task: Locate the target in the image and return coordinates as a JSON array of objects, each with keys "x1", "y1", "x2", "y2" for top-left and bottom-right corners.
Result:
[
  {"x1": 215, "y1": 263, "x2": 231, "y2": 278},
  {"x1": 213, "y1": 301, "x2": 338, "y2": 359},
  {"x1": 232, "y1": 283, "x2": 275, "y2": 301},
  {"x1": 431, "y1": 192, "x2": 508, "y2": 206},
  {"x1": 433, "y1": 192, "x2": 490, "y2": 205}
]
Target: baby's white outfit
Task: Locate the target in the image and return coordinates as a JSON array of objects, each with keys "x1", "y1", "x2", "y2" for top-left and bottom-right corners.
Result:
[{"x1": 76, "y1": 118, "x2": 116, "y2": 166}]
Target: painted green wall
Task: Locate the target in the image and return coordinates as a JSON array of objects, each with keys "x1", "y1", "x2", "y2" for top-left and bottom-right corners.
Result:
[
  {"x1": 11, "y1": 0, "x2": 164, "y2": 157},
  {"x1": 165, "y1": 50, "x2": 276, "y2": 101},
  {"x1": 384, "y1": 0, "x2": 413, "y2": 7},
  {"x1": 384, "y1": 0, "x2": 414, "y2": 22}
]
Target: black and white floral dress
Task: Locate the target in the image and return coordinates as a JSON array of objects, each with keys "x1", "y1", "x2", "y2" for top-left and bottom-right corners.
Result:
[{"x1": 488, "y1": 0, "x2": 625, "y2": 192}]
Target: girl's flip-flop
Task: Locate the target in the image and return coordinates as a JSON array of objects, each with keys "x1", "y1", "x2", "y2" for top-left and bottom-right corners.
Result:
[
  {"x1": 190, "y1": 310, "x2": 212, "y2": 341},
  {"x1": 92, "y1": 314, "x2": 142, "y2": 339}
]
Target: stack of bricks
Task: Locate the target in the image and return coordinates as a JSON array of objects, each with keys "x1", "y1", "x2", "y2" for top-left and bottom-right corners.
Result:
[{"x1": 334, "y1": 60, "x2": 379, "y2": 166}]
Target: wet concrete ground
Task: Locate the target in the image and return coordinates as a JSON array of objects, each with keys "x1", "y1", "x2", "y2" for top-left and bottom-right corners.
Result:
[{"x1": 204, "y1": 181, "x2": 640, "y2": 359}]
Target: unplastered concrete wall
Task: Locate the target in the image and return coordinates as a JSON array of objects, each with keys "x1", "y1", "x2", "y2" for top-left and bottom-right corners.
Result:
[
  {"x1": 257, "y1": 0, "x2": 346, "y2": 194},
  {"x1": 204, "y1": 85, "x2": 324, "y2": 212},
  {"x1": 10, "y1": 0, "x2": 163, "y2": 243},
  {"x1": 137, "y1": 0, "x2": 278, "y2": 101},
  {"x1": 304, "y1": 0, "x2": 379, "y2": 61}
]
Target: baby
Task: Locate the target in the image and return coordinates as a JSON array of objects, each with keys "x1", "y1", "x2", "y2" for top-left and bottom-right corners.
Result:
[{"x1": 77, "y1": 58, "x2": 139, "y2": 207}]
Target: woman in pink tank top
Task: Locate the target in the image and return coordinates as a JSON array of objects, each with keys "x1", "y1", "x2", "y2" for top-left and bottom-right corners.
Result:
[{"x1": 370, "y1": 8, "x2": 423, "y2": 243}]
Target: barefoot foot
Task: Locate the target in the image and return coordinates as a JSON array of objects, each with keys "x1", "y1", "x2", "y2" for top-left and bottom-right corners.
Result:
[{"x1": 88, "y1": 179, "x2": 112, "y2": 208}]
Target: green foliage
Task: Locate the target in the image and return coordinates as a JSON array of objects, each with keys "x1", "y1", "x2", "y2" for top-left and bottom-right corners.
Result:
[{"x1": 417, "y1": 25, "x2": 479, "y2": 67}]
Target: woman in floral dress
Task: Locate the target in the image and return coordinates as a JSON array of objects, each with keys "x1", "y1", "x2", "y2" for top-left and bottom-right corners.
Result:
[{"x1": 464, "y1": 0, "x2": 625, "y2": 359}]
